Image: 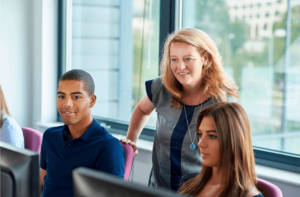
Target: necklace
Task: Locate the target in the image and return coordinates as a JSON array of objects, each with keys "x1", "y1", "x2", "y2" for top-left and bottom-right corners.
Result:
[{"x1": 183, "y1": 97, "x2": 203, "y2": 150}]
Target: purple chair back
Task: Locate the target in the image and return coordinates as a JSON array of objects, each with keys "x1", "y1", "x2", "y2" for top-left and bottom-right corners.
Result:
[
  {"x1": 121, "y1": 143, "x2": 134, "y2": 181},
  {"x1": 257, "y1": 178, "x2": 283, "y2": 197},
  {"x1": 21, "y1": 127, "x2": 43, "y2": 159}
]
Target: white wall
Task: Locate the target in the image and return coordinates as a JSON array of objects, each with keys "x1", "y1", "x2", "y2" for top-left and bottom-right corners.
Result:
[
  {"x1": 0, "y1": 0, "x2": 58, "y2": 129},
  {"x1": 32, "y1": 0, "x2": 58, "y2": 129},
  {"x1": 0, "y1": 0, "x2": 34, "y2": 127}
]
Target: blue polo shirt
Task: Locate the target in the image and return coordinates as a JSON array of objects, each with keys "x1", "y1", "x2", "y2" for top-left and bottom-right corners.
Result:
[{"x1": 40, "y1": 119, "x2": 125, "y2": 197}]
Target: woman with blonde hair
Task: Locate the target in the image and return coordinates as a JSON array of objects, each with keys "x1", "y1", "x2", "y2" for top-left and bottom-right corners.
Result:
[
  {"x1": 0, "y1": 85, "x2": 24, "y2": 149},
  {"x1": 179, "y1": 102, "x2": 263, "y2": 197},
  {"x1": 121, "y1": 28, "x2": 239, "y2": 190}
]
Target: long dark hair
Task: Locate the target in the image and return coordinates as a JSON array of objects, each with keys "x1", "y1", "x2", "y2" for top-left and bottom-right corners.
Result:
[
  {"x1": 0, "y1": 85, "x2": 11, "y2": 127},
  {"x1": 179, "y1": 102, "x2": 257, "y2": 196}
]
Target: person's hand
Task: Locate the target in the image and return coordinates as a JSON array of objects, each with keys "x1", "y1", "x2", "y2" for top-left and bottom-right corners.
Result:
[{"x1": 120, "y1": 138, "x2": 138, "y2": 157}]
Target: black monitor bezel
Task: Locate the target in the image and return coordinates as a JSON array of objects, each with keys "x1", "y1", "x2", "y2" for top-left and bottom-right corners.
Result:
[
  {"x1": 73, "y1": 167, "x2": 190, "y2": 197},
  {"x1": 0, "y1": 141, "x2": 40, "y2": 197}
]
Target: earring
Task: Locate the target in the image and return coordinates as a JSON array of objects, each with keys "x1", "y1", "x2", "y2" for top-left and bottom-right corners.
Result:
[{"x1": 203, "y1": 63, "x2": 207, "y2": 67}]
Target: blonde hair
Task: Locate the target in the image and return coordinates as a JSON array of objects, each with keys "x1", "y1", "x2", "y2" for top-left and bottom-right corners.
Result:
[
  {"x1": 0, "y1": 85, "x2": 11, "y2": 127},
  {"x1": 179, "y1": 102, "x2": 257, "y2": 197},
  {"x1": 160, "y1": 28, "x2": 239, "y2": 108}
]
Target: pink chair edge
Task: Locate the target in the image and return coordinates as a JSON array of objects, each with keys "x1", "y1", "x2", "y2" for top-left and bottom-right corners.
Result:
[
  {"x1": 257, "y1": 177, "x2": 283, "y2": 197},
  {"x1": 21, "y1": 127, "x2": 43, "y2": 156},
  {"x1": 121, "y1": 143, "x2": 134, "y2": 181}
]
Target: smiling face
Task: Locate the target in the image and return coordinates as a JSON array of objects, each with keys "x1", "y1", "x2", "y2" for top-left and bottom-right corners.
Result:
[
  {"x1": 57, "y1": 80, "x2": 96, "y2": 126},
  {"x1": 197, "y1": 115, "x2": 220, "y2": 168},
  {"x1": 170, "y1": 42, "x2": 207, "y2": 90}
]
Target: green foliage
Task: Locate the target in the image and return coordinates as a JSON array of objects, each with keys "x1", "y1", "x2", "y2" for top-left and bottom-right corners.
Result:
[
  {"x1": 229, "y1": 20, "x2": 246, "y2": 52},
  {"x1": 132, "y1": 0, "x2": 160, "y2": 105},
  {"x1": 191, "y1": 1, "x2": 300, "y2": 89},
  {"x1": 132, "y1": 30, "x2": 143, "y2": 103},
  {"x1": 273, "y1": 5, "x2": 300, "y2": 64}
]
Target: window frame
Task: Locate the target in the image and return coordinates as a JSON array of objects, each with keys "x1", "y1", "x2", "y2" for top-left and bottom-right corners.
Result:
[
  {"x1": 57, "y1": 0, "x2": 300, "y2": 174},
  {"x1": 57, "y1": 0, "x2": 64, "y2": 122}
]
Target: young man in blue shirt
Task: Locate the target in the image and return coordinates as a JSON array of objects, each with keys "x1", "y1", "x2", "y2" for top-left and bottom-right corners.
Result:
[{"x1": 40, "y1": 69, "x2": 125, "y2": 197}]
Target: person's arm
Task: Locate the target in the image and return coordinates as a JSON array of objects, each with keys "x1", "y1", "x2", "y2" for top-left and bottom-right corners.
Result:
[
  {"x1": 121, "y1": 95, "x2": 155, "y2": 156},
  {"x1": 127, "y1": 95, "x2": 155, "y2": 142},
  {"x1": 40, "y1": 169, "x2": 47, "y2": 189}
]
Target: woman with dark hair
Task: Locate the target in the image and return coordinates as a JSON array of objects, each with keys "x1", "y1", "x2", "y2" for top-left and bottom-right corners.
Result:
[
  {"x1": 0, "y1": 85, "x2": 24, "y2": 149},
  {"x1": 121, "y1": 28, "x2": 239, "y2": 190},
  {"x1": 179, "y1": 102, "x2": 263, "y2": 197}
]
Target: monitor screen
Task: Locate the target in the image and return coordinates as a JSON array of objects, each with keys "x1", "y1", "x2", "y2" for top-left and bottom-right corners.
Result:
[
  {"x1": 0, "y1": 141, "x2": 40, "y2": 197},
  {"x1": 73, "y1": 167, "x2": 191, "y2": 197}
]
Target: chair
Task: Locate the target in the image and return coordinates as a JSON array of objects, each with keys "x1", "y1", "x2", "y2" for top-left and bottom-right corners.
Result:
[
  {"x1": 257, "y1": 178, "x2": 283, "y2": 197},
  {"x1": 21, "y1": 127, "x2": 43, "y2": 159},
  {"x1": 121, "y1": 143, "x2": 134, "y2": 181}
]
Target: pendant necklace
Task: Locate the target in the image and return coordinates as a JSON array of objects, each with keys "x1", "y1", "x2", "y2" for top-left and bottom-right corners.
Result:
[{"x1": 183, "y1": 96, "x2": 203, "y2": 150}]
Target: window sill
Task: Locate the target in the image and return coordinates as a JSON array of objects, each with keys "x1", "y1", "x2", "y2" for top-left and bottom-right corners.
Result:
[
  {"x1": 36, "y1": 122, "x2": 64, "y2": 129},
  {"x1": 255, "y1": 165, "x2": 300, "y2": 186}
]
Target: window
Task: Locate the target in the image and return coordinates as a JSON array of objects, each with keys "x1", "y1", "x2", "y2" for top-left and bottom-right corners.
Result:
[
  {"x1": 182, "y1": 0, "x2": 300, "y2": 172},
  {"x1": 59, "y1": 0, "x2": 300, "y2": 172},
  {"x1": 58, "y1": 0, "x2": 160, "y2": 133},
  {"x1": 266, "y1": 12, "x2": 270, "y2": 18}
]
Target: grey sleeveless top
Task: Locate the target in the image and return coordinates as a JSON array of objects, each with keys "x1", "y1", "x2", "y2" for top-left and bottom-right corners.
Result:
[{"x1": 146, "y1": 77, "x2": 236, "y2": 191}]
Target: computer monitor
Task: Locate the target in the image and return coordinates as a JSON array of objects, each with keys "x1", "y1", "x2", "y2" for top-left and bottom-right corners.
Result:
[
  {"x1": 0, "y1": 141, "x2": 40, "y2": 197},
  {"x1": 73, "y1": 167, "x2": 191, "y2": 197}
]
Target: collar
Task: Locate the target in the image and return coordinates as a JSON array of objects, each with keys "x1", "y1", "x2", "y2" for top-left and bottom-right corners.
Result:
[{"x1": 62, "y1": 119, "x2": 101, "y2": 142}]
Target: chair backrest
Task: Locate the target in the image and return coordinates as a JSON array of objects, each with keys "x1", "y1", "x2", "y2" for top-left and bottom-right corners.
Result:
[
  {"x1": 257, "y1": 178, "x2": 283, "y2": 197},
  {"x1": 121, "y1": 143, "x2": 134, "y2": 181},
  {"x1": 21, "y1": 127, "x2": 43, "y2": 159}
]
